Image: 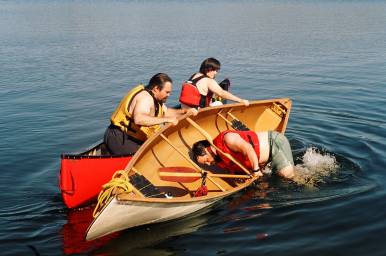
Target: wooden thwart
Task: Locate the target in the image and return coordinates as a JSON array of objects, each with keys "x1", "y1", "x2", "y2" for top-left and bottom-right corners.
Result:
[
  {"x1": 217, "y1": 112, "x2": 233, "y2": 127},
  {"x1": 186, "y1": 117, "x2": 252, "y2": 175},
  {"x1": 159, "y1": 133, "x2": 226, "y2": 192},
  {"x1": 217, "y1": 110, "x2": 250, "y2": 131},
  {"x1": 227, "y1": 112, "x2": 240, "y2": 123},
  {"x1": 159, "y1": 172, "x2": 250, "y2": 179}
]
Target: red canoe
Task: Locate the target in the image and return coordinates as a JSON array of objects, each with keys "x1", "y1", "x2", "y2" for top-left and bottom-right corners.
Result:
[{"x1": 59, "y1": 142, "x2": 132, "y2": 208}]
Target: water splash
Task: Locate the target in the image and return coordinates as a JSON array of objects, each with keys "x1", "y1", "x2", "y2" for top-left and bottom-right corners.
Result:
[{"x1": 293, "y1": 147, "x2": 339, "y2": 188}]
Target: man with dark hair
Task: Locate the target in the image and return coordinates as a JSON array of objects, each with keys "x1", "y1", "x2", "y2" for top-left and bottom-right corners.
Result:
[
  {"x1": 104, "y1": 73, "x2": 197, "y2": 155},
  {"x1": 192, "y1": 130, "x2": 295, "y2": 180},
  {"x1": 179, "y1": 57, "x2": 249, "y2": 109}
]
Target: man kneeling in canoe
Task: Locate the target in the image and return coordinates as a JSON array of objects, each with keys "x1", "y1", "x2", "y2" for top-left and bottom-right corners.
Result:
[
  {"x1": 192, "y1": 130, "x2": 295, "y2": 180},
  {"x1": 105, "y1": 73, "x2": 197, "y2": 155}
]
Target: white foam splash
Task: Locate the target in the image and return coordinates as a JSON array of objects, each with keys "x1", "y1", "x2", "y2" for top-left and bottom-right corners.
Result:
[{"x1": 293, "y1": 147, "x2": 339, "y2": 187}]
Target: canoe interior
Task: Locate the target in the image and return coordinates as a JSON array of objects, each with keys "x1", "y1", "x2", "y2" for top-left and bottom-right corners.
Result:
[{"x1": 119, "y1": 99, "x2": 292, "y2": 202}]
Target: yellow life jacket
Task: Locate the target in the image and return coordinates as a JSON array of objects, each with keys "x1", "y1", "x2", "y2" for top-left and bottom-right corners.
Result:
[{"x1": 110, "y1": 85, "x2": 164, "y2": 142}]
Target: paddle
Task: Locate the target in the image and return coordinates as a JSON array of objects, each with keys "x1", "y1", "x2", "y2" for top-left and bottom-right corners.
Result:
[
  {"x1": 159, "y1": 166, "x2": 250, "y2": 183},
  {"x1": 159, "y1": 133, "x2": 226, "y2": 192}
]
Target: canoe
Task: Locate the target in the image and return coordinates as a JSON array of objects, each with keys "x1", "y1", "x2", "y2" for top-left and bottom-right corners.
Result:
[
  {"x1": 60, "y1": 143, "x2": 133, "y2": 208},
  {"x1": 86, "y1": 98, "x2": 292, "y2": 241}
]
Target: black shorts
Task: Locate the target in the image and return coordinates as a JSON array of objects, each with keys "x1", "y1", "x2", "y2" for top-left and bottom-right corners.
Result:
[{"x1": 103, "y1": 124, "x2": 143, "y2": 155}]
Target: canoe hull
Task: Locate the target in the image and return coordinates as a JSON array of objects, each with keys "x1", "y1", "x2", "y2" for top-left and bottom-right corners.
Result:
[{"x1": 86, "y1": 196, "x2": 222, "y2": 240}]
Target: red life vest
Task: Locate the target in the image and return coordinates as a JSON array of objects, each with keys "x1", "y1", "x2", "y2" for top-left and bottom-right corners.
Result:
[
  {"x1": 213, "y1": 130, "x2": 260, "y2": 173},
  {"x1": 179, "y1": 75, "x2": 213, "y2": 108}
]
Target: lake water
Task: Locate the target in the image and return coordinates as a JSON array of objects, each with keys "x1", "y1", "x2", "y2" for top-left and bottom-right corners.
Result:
[{"x1": 1, "y1": 0, "x2": 386, "y2": 255}]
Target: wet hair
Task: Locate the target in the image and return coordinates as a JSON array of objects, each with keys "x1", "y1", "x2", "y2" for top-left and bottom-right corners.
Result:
[
  {"x1": 192, "y1": 140, "x2": 211, "y2": 161},
  {"x1": 145, "y1": 73, "x2": 173, "y2": 90},
  {"x1": 199, "y1": 58, "x2": 221, "y2": 75}
]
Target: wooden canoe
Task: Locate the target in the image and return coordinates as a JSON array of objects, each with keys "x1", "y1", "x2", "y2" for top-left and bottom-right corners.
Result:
[{"x1": 86, "y1": 98, "x2": 292, "y2": 241}]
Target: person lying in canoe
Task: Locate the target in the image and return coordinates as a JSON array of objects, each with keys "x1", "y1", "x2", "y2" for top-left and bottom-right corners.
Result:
[
  {"x1": 179, "y1": 57, "x2": 250, "y2": 109},
  {"x1": 104, "y1": 73, "x2": 197, "y2": 155},
  {"x1": 192, "y1": 130, "x2": 295, "y2": 180}
]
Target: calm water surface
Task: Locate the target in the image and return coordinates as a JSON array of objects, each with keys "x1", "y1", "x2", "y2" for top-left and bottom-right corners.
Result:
[{"x1": 1, "y1": 0, "x2": 386, "y2": 255}]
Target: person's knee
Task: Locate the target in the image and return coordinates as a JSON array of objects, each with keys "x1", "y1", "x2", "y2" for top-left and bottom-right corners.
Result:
[{"x1": 278, "y1": 165, "x2": 295, "y2": 180}]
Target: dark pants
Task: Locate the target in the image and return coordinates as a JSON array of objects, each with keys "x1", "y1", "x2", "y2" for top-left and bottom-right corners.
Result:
[{"x1": 104, "y1": 124, "x2": 143, "y2": 155}]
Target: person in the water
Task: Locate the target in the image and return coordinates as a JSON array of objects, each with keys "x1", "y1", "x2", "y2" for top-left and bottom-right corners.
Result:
[{"x1": 192, "y1": 130, "x2": 295, "y2": 180}]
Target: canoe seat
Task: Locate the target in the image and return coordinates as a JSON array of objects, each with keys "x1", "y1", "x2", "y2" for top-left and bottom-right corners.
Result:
[
  {"x1": 129, "y1": 173, "x2": 165, "y2": 198},
  {"x1": 129, "y1": 174, "x2": 192, "y2": 198}
]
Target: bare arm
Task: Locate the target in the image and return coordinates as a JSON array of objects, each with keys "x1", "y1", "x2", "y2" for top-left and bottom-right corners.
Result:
[
  {"x1": 164, "y1": 107, "x2": 184, "y2": 117},
  {"x1": 207, "y1": 80, "x2": 249, "y2": 106},
  {"x1": 165, "y1": 107, "x2": 198, "y2": 117},
  {"x1": 133, "y1": 94, "x2": 177, "y2": 126},
  {"x1": 224, "y1": 133, "x2": 260, "y2": 171}
]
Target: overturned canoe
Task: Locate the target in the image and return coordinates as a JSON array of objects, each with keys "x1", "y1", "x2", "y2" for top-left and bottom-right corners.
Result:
[{"x1": 86, "y1": 98, "x2": 292, "y2": 240}]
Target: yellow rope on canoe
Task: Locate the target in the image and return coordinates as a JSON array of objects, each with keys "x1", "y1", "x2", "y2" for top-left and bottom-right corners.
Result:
[{"x1": 93, "y1": 170, "x2": 134, "y2": 218}]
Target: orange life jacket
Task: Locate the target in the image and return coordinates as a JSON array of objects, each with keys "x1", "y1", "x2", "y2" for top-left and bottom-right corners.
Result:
[
  {"x1": 179, "y1": 74, "x2": 213, "y2": 108},
  {"x1": 213, "y1": 130, "x2": 260, "y2": 173}
]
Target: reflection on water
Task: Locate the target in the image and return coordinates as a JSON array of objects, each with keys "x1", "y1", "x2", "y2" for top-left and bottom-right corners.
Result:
[
  {"x1": 93, "y1": 207, "x2": 212, "y2": 255},
  {"x1": 61, "y1": 206, "x2": 119, "y2": 255},
  {"x1": 61, "y1": 204, "x2": 212, "y2": 255}
]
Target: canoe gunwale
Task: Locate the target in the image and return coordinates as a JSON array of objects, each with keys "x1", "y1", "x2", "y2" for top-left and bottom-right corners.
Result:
[
  {"x1": 61, "y1": 153, "x2": 133, "y2": 160},
  {"x1": 60, "y1": 142, "x2": 134, "y2": 159},
  {"x1": 116, "y1": 175, "x2": 258, "y2": 204}
]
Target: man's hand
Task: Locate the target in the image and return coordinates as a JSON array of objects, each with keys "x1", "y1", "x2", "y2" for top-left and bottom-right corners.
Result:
[
  {"x1": 242, "y1": 99, "x2": 250, "y2": 106},
  {"x1": 252, "y1": 170, "x2": 263, "y2": 178},
  {"x1": 187, "y1": 108, "x2": 198, "y2": 116},
  {"x1": 167, "y1": 117, "x2": 179, "y2": 126}
]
